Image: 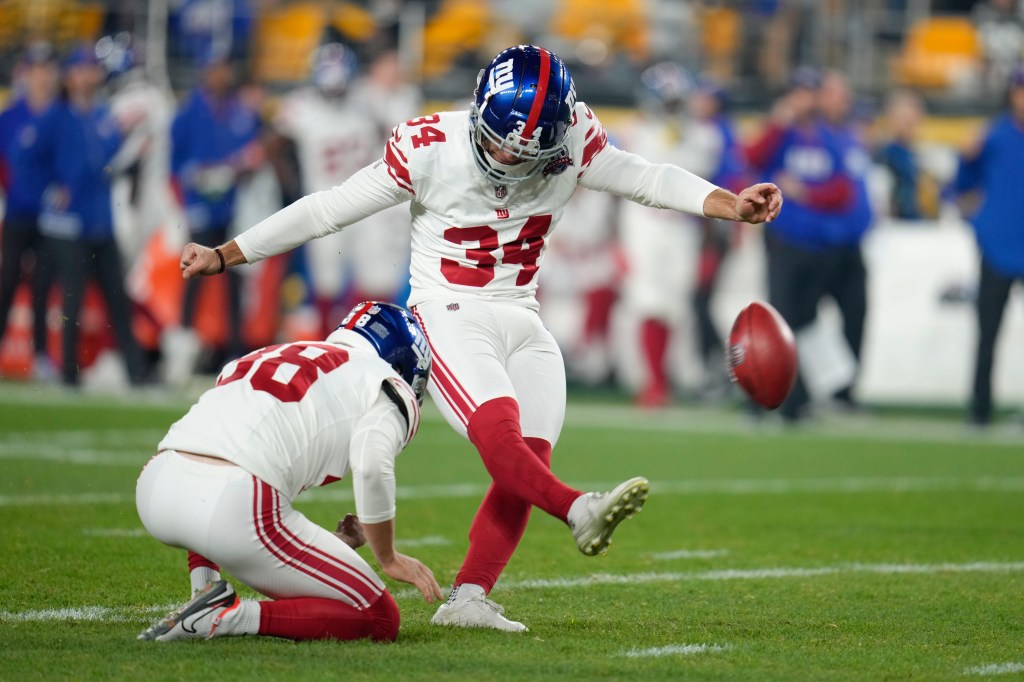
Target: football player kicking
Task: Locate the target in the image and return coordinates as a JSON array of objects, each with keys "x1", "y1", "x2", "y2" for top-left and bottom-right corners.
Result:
[
  {"x1": 179, "y1": 45, "x2": 783, "y2": 632},
  {"x1": 136, "y1": 302, "x2": 440, "y2": 642}
]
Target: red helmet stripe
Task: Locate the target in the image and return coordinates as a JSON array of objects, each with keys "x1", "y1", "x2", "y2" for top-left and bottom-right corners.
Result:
[
  {"x1": 344, "y1": 301, "x2": 376, "y2": 329},
  {"x1": 520, "y1": 48, "x2": 551, "y2": 140}
]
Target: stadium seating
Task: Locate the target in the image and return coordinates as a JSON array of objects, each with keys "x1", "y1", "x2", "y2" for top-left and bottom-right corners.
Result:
[
  {"x1": 892, "y1": 16, "x2": 982, "y2": 89},
  {"x1": 253, "y1": 3, "x2": 324, "y2": 84}
]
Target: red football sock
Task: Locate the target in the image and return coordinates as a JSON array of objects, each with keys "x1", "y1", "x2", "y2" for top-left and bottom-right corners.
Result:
[
  {"x1": 187, "y1": 551, "x2": 219, "y2": 573},
  {"x1": 640, "y1": 318, "x2": 670, "y2": 392},
  {"x1": 258, "y1": 592, "x2": 399, "y2": 642},
  {"x1": 582, "y1": 287, "x2": 616, "y2": 343},
  {"x1": 466, "y1": 398, "x2": 581, "y2": 522},
  {"x1": 455, "y1": 437, "x2": 551, "y2": 593}
]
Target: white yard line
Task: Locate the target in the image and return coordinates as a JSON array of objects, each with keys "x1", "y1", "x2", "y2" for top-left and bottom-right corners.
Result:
[
  {"x1": 0, "y1": 492, "x2": 131, "y2": 507},
  {"x1": 0, "y1": 603, "x2": 176, "y2": 623},
  {"x1": 2, "y1": 381, "x2": 1021, "y2": 447},
  {"x1": 623, "y1": 643, "x2": 731, "y2": 657},
  {"x1": 395, "y1": 536, "x2": 450, "y2": 547},
  {"x1": 964, "y1": 662, "x2": 1024, "y2": 676},
  {"x1": 554, "y1": 403, "x2": 1024, "y2": 448},
  {"x1": 0, "y1": 442, "x2": 147, "y2": 466},
  {"x1": 5, "y1": 475, "x2": 1024, "y2": 507},
  {"x1": 650, "y1": 549, "x2": 731, "y2": 560},
  {"x1": 81, "y1": 528, "x2": 148, "y2": 537},
  {"x1": 7, "y1": 560, "x2": 1023, "y2": 623},
  {"x1": 492, "y1": 561, "x2": 1024, "y2": 591}
]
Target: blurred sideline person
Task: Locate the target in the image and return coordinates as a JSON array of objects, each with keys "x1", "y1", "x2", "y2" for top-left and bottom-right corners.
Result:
[
  {"x1": 348, "y1": 46, "x2": 422, "y2": 146},
  {"x1": 538, "y1": 187, "x2": 621, "y2": 386},
  {"x1": 98, "y1": 32, "x2": 179, "y2": 264},
  {"x1": 817, "y1": 71, "x2": 873, "y2": 409},
  {"x1": 166, "y1": 49, "x2": 263, "y2": 379},
  {"x1": 177, "y1": 45, "x2": 781, "y2": 632},
  {"x1": 0, "y1": 43, "x2": 59, "y2": 379},
  {"x1": 689, "y1": 77, "x2": 749, "y2": 399},
  {"x1": 29, "y1": 44, "x2": 150, "y2": 387},
  {"x1": 745, "y1": 67, "x2": 854, "y2": 422},
  {"x1": 137, "y1": 302, "x2": 439, "y2": 642},
  {"x1": 620, "y1": 62, "x2": 722, "y2": 407},
  {"x1": 878, "y1": 89, "x2": 928, "y2": 221},
  {"x1": 954, "y1": 67, "x2": 1024, "y2": 426},
  {"x1": 269, "y1": 43, "x2": 411, "y2": 338}
]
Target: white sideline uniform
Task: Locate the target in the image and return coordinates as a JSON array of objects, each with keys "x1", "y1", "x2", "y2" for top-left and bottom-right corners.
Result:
[
  {"x1": 275, "y1": 88, "x2": 410, "y2": 299},
  {"x1": 235, "y1": 103, "x2": 719, "y2": 443},
  {"x1": 108, "y1": 75, "x2": 180, "y2": 263},
  {"x1": 136, "y1": 341, "x2": 420, "y2": 608},
  {"x1": 620, "y1": 117, "x2": 724, "y2": 320}
]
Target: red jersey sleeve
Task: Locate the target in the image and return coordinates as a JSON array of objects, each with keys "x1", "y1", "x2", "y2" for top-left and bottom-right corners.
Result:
[{"x1": 572, "y1": 103, "x2": 610, "y2": 180}]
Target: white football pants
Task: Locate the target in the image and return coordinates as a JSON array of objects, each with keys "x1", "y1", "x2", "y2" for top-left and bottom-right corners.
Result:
[
  {"x1": 411, "y1": 299, "x2": 566, "y2": 445},
  {"x1": 136, "y1": 450, "x2": 385, "y2": 609}
]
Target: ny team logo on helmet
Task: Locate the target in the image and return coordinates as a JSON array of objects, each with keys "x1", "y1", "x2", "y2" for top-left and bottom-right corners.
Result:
[
  {"x1": 470, "y1": 45, "x2": 576, "y2": 182},
  {"x1": 334, "y1": 302, "x2": 431, "y2": 404}
]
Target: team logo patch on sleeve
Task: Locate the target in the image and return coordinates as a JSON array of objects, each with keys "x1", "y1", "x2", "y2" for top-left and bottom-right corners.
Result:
[{"x1": 543, "y1": 148, "x2": 574, "y2": 177}]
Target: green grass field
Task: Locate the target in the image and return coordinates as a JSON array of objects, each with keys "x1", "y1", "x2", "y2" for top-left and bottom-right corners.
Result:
[{"x1": 1, "y1": 383, "x2": 1023, "y2": 681}]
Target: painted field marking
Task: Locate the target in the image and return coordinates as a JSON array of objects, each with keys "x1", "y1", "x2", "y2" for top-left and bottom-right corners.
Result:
[
  {"x1": 391, "y1": 560, "x2": 1024, "y2": 599},
  {"x1": 0, "y1": 603, "x2": 176, "y2": 623},
  {"x1": 650, "y1": 549, "x2": 730, "y2": 560},
  {"x1": 493, "y1": 561, "x2": 1024, "y2": 591},
  {"x1": 964, "y1": 662, "x2": 1024, "y2": 676},
  {"x1": 0, "y1": 428, "x2": 163, "y2": 466},
  {"x1": 2, "y1": 381, "x2": 1021, "y2": 448},
  {"x1": 5, "y1": 560, "x2": 1024, "y2": 623},
  {"x1": 81, "y1": 528, "x2": 148, "y2": 538},
  {"x1": 0, "y1": 492, "x2": 130, "y2": 507},
  {"x1": 623, "y1": 643, "x2": 731, "y2": 658},
  {"x1": 0, "y1": 443, "x2": 147, "y2": 466},
  {"x1": 5, "y1": 475, "x2": 1024, "y2": 507},
  {"x1": 395, "y1": 536, "x2": 450, "y2": 547}
]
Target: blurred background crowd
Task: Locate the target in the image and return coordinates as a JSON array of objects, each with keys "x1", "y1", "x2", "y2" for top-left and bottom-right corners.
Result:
[{"x1": 0, "y1": 0, "x2": 1022, "y2": 427}]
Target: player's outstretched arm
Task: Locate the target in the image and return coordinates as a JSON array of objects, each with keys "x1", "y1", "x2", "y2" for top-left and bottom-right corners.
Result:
[
  {"x1": 702, "y1": 183, "x2": 783, "y2": 224},
  {"x1": 363, "y1": 519, "x2": 443, "y2": 603},
  {"x1": 180, "y1": 240, "x2": 247, "y2": 279}
]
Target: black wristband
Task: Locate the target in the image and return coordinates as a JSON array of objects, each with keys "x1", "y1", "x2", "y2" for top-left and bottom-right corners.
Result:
[{"x1": 214, "y1": 248, "x2": 226, "y2": 274}]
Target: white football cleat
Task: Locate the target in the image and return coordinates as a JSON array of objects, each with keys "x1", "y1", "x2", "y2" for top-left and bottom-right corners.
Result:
[
  {"x1": 138, "y1": 580, "x2": 242, "y2": 641},
  {"x1": 430, "y1": 585, "x2": 527, "y2": 633},
  {"x1": 568, "y1": 476, "x2": 649, "y2": 556}
]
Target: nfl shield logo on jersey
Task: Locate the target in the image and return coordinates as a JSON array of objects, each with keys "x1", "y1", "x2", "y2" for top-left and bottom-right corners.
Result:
[{"x1": 494, "y1": 185, "x2": 507, "y2": 199}]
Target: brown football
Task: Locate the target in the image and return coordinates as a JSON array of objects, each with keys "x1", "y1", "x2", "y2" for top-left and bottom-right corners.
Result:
[{"x1": 726, "y1": 301, "x2": 798, "y2": 409}]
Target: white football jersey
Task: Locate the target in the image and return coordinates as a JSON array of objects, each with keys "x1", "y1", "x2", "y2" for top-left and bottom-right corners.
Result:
[
  {"x1": 235, "y1": 102, "x2": 719, "y2": 310},
  {"x1": 275, "y1": 87, "x2": 380, "y2": 192},
  {"x1": 382, "y1": 103, "x2": 613, "y2": 308},
  {"x1": 109, "y1": 76, "x2": 178, "y2": 259},
  {"x1": 158, "y1": 342, "x2": 420, "y2": 502}
]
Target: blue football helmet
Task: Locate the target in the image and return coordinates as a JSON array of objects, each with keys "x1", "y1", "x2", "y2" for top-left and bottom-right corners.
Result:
[
  {"x1": 312, "y1": 43, "x2": 358, "y2": 98},
  {"x1": 470, "y1": 45, "x2": 576, "y2": 183},
  {"x1": 95, "y1": 32, "x2": 138, "y2": 81},
  {"x1": 328, "y1": 302, "x2": 431, "y2": 405},
  {"x1": 638, "y1": 61, "x2": 695, "y2": 116}
]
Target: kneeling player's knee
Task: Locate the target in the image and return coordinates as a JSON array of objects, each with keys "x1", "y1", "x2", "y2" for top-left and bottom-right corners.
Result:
[{"x1": 368, "y1": 591, "x2": 400, "y2": 642}]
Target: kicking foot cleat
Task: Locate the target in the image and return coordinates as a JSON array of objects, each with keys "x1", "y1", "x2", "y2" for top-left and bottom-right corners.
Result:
[
  {"x1": 430, "y1": 591, "x2": 527, "y2": 633},
  {"x1": 569, "y1": 477, "x2": 649, "y2": 556},
  {"x1": 138, "y1": 580, "x2": 241, "y2": 641}
]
